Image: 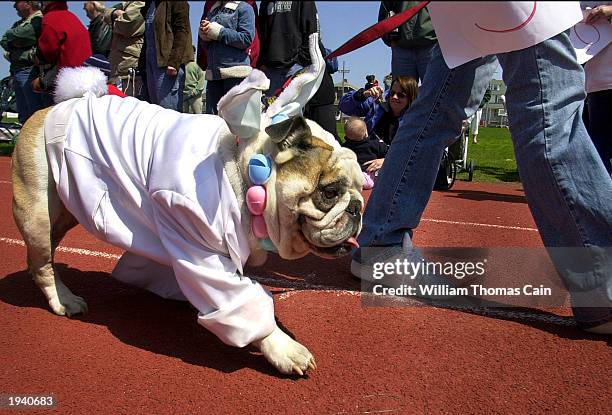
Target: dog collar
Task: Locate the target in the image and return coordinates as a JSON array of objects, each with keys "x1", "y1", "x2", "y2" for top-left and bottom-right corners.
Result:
[{"x1": 246, "y1": 154, "x2": 278, "y2": 252}]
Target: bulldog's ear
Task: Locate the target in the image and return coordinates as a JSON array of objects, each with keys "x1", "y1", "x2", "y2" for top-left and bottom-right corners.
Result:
[
  {"x1": 217, "y1": 69, "x2": 269, "y2": 138},
  {"x1": 266, "y1": 116, "x2": 333, "y2": 163}
]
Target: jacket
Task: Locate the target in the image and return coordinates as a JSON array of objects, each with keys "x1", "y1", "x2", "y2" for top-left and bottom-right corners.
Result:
[
  {"x1": 201, "y1": 1, "x2": 255, "y2": 81},
  {"x1": 183, "y1": 61, "x2": 205, "y2": 101},
  {"x1": 342, "y1": 138, "x2": 389, "y2": 171},
  {"x1": 378, "y1": 1, "x2": 437, "y2": 49},
  {"x1": 338, "y1": 89, "x2": 404, "y2": 145},
  {"x1": 104, "y1": 1, "x2": 145, "y2": 81},
  {"x1": 0, "y1": 11, "x2": 43, "y2": 74},
  {"x1": 258, "y1": 1, "x2": 334, "y2": 105},
  {"x1": 258, "y1": 1, "x2": 318, "y2": 68},
  {"x1": 197, "y1": 0, "x2": 260, "y2": 70},
  {"x1": 88, "y1": 13, "x2": 112, "y2": 57},
  {"x1": 46, "y1": 93, "x2": 276, "y2": 348},
  {"x1": 37, "y1": 2, "x2": 92, "y2": 68},
  {"x1": 139, "y1": 1, "x2": 193, "y2": 71}
]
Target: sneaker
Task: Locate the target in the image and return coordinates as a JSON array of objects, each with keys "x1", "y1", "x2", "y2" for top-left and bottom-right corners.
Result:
[
  {"x1": 351, "y1": 234, "x2": 459, "y2": 300},
  {"x1": 582, "y1": 321, "x2": 612, "y2": 335}
]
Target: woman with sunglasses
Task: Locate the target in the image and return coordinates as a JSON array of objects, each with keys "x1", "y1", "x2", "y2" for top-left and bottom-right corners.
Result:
[{"x1": 338, "y1": 75, "x2": 418, "y2": 172}]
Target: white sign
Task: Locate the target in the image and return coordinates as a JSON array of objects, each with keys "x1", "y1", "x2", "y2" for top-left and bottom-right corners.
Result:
[
  {"x1": 570, "y1": 9, "x2": 612, "y2": 64},
  {"x1": 428, "y1": 2, "x2": 583, "y2": 68}
]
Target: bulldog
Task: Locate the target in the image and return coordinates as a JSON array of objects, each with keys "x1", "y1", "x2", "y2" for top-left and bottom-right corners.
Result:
[{"x1": 11, "y1": 35, "x2": 364, "y2": 376}]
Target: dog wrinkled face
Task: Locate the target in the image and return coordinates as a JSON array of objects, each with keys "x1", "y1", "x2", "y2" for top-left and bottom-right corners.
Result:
[{"x1": 264, "y1": 117, "x2": 364, "y2": 259}]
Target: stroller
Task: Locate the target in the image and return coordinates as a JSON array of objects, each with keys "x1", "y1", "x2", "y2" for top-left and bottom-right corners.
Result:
[
  {"x1": 0, "y1": 75, "x2": 22, "y2": 143},
  {"x1": 434, "y1": 120, "x2": 475, "y2": 190}
]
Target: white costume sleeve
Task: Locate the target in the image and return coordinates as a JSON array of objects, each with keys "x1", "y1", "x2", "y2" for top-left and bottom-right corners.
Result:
[{"x1": 152, "y1": 190, "x2": 276, "y2": 348}]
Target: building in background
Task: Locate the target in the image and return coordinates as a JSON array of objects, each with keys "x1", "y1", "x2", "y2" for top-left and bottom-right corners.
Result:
[{"x1": 481, "y1": 79, "x2": 508, "y2": 128}]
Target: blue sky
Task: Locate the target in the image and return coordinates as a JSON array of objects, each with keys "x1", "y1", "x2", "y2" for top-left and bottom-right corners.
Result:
[{"x1": 0, "y1": 1, "x2": 502, "y2": 87}]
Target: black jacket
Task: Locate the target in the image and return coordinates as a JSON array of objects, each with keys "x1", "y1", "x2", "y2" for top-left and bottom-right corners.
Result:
[
  {"x1": 258, "y1": 1, "x2": 334, "y2": 106},
  {"x1": 258, "y1": 1, "x2": 318, "y2": 68},
  {"x1": 88, "y1": 14, "x2": 112, "y2": 57},
  {"x1": 342, "y1": 138, "x2": 389, "y2": 171}
]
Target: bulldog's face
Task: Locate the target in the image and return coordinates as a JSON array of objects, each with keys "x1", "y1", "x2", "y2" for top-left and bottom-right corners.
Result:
[{"x1": 262, "y1": 117, "x2": 364, "y2": 260}]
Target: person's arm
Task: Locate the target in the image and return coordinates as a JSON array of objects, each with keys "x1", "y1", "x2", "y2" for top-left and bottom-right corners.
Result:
[
  {"x1": 378, "y1": 1, "x2": 394, "y2": 47},
  {"x1": 106, "y1": 1, "x2": 145, "y2": 39},
  {"x1": 205, "y1": 3, "x2": 255, "y2": 50},
  {"x1": 338, "y1": 88, "x2": 380, "y2": 117},
  {"x1": 2, "y1": 17, "x2": 41, "y2": 49},
  {"x1": 167, "y1": 1, "x2": 192, "y2": 73},
  {"x1": 297, "y1": 1, "x2": 319, "y2": 66},
  {"x1": 36, "y1": 20, "x2": 62, "y2": 65},
  {"x1": 585, "y1": 4, "x2": 612, "y2": 22}
]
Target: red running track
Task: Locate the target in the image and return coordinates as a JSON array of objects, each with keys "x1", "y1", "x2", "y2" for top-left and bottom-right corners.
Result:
[{"x1": 0, "y1": 155, "x2": 609, "y2": 414}]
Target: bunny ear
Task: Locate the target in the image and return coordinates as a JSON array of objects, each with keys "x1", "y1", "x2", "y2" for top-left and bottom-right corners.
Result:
[
  {"x1": 217, "y1": 69, "x2": 270, "y2": 139},
  {"x1": 263, "y1": 32, "x2": 325, "y2": 126}
]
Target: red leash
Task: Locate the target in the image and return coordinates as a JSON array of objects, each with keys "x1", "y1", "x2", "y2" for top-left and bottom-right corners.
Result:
[{"x1": 326, "y1": 1, "x2": 431, "y2": 60}]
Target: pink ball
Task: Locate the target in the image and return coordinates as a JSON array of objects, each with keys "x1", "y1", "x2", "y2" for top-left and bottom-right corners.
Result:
[
  {"x1": 246, "y1": 186, "x2": 266, "y2": 215},
  {"x1": 251, "y1": 215, "x2": 269, "y2": 238}
]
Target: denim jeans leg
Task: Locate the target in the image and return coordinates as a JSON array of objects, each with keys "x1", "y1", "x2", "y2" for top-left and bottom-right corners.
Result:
[
  {"x1": 145, "y1": 60, "x2": 160, "y2": 105},
  {"x1": 356, "y1": 44, "x2": 497, "y2": 250},
  {"x1": 496, "y1": 31, "x2": 612, "y2": 325},
  {"x1": 158, "y1": 65, "x2": 185, "y2": 112},
  {"x1": 12, "y1": 68, "x2": 35, "y2": 124},
  {"x1": 585, "y1": 89, "x2": 612, "y2": 176},
  {"x1": 415, "y1": 43, "x2": 436, "y2": 83},
  {"x1": 391, "y1": 46, "x2": 417, "y2": 80}
]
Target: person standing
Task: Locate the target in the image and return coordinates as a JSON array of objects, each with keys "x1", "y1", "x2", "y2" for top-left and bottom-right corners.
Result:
[
  {"x1": 138, "y1": 0, "x2": 193, "y2": 111},
  {"x1": 0, "y1": 1, "x2": 46, "y2": 123},
  {"x1": 182, "y1": 49, "x2": 205, "y2": 114},
  {"x1": 103, "y1": 1, "x2": 145, "y2": 97},
  {"x1": 31, "y1": 1, "x2": 92, "y2": 100},
  {"x1": 198, "y1": 0, "x2": 255, "y2": 115},
  {"x1": 84, "y1": 1, "x2": 112, "y2": 58},
  {"x1": 258, "y1": 0, "x2": 338, "y2": 139},
  {"x1": 580, "y1": 2, "x2": 612, "y2": 175},
  {"x1": 379, "y1": 1, "x2": 437, "y2": 82},
  {"x1": 351, "y1": 3, "x2": 612, "y2": 334},
  {"x1": 470, "y1": 88, "x2": 490, "y2": 144}
]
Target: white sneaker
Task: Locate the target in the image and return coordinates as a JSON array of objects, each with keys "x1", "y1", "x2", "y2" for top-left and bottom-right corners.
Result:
[{"x1": 351, "y1": 235, "x2": 459, "y2": 300}]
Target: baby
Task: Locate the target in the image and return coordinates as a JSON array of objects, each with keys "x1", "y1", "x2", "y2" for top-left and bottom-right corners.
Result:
[{"x1": 341, "y1": 117, "x2": 388, "y2": 189}]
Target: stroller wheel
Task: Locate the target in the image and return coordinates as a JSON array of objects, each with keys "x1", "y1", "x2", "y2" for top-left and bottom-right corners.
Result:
[
  {"x1": 467, "y1": 160, "x2": 475, "y2": 182},
  {"x1": 434, "y1": 150, "x2": 456, "y2": 190}
]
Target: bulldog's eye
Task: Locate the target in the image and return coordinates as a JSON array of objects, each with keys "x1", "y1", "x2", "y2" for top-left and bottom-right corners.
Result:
[{"x1": 323, "y1": 186, "x2": 339, "y2": 199}]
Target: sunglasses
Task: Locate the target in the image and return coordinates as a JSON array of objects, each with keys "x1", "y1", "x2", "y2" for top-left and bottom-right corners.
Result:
[{"x1": 390, "y1": 90, "x2": 408, "y2": 99}]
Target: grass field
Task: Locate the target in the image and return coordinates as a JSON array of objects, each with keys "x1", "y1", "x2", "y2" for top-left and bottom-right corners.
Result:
[{"x1": 337, "y1": 122, "x2": 518, "y2": 183}]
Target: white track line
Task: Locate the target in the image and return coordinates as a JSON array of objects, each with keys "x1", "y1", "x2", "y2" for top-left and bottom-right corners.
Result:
[
  {"x1": 0, "y1": 180, "x2": 11, "y2": 184},
  {"x1": 422, "y1": 218, "x2": 538, "y2": 232},
  {"x1": 0, "y1": 237, "x2": 121, "y2": 260}
]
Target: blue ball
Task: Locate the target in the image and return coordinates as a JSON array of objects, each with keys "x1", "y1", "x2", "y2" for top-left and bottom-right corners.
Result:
[{"x1": 248, "y1": 154, "x2": 273, "y2": 185}]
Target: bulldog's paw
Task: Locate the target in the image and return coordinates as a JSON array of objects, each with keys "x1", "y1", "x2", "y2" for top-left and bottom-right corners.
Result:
[
  {"x1": 40, "y1": 282, "x2": 88, "y2": 317},
  {"x1": 255, "y1": 326, "x2": 317, "y2": 376}
]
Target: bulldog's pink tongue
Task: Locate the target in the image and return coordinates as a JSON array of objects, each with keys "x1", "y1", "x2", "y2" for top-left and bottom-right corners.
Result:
[{"x1": 345, "y1": 237, "x2": 360, "y2": 249}]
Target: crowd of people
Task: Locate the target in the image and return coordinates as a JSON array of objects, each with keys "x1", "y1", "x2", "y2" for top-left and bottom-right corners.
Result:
[{"x1": 1, "y1": 1, "x2": 611, "y2": 334}]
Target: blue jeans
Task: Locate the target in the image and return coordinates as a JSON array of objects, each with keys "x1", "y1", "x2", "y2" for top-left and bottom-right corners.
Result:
[
  {"x1": 145, "y1": 63, "x2": 185, "y2": 112},
  {"x1": 356, "y1": 32, "x2": 612, "y2": 326},
  {"x1": 391, "y1": 43, "x2": 436, "y2": 82},
  {"x1": 12, "y1": 67, "x2": 47, "y2": 124},
  {"x1": 585, "y1": 89, "x2": 611, "y2": 176},
  {"x1": 205, "y1": 77, "x2": 243, "y2": 115}
]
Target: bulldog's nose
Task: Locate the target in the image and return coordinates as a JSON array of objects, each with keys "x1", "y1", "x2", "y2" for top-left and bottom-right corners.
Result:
[{"x1": 345, "y1": 200, "x2": 361, "y2": 219}]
